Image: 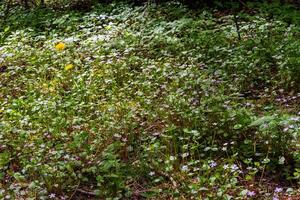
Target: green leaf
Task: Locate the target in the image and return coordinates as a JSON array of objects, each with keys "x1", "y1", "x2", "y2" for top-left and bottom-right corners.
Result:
[
  {"x1": 140, "y1": 190, "x2": 160, "y2": 198},
  {"x1": 0, "y1": 151, "x2": 10, "y2": 168},
  {"x1": 0, "y1": 172, "x2": 4, "y2": 180},
  {"x1": 233, "y1": 124, "x2": 242, "y2": 129},
  {"x1": 249, "y1": 116, "x2": 275, "y2": 127},
  {"x1": 4, "y1": 27, "x2": 10, "y2": 32},
  {"x1": 94, "y1": 189, "x2": 101, "y2": 196}
]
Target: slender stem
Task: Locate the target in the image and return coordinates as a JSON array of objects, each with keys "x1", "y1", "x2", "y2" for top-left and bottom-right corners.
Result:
[
  {"x1": 234, "y1": 14, "x2": 241, "y2": 40},
  {"x1": 69, "y1": 181, "x2": 81, "y2": 200}
]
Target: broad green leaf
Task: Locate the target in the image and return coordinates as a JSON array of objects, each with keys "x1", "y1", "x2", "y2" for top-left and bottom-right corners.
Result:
[
  {"x1": 0, "y1": 151, "x2": 10, "y2": 168},
  {"x1": 249, "y1": 116, "x2": 275, "y2": 127}
]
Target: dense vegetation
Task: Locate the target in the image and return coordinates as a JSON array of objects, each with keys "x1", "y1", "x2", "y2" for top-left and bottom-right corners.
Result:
[{"x1": 0, "y1": 1, "x2": 300, "y2": 199}]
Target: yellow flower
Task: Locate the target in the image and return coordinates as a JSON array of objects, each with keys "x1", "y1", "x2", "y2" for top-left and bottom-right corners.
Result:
[
  {"x1": 105, "y1": 25, "x2": 112, "y2": 31},
  {"x1": 64, "y1": 64, "x2": 74, "y2": 71},
  {"x1": 55, "y1": 42, "x2": 66, "y2": 50}
]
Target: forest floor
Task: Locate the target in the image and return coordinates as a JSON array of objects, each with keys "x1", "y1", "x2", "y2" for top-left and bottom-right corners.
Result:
[{"x1": 0, "y1": 2, "x2": 300, "y2": 199}]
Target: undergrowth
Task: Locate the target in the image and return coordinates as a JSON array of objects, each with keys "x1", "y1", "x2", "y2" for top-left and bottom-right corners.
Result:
[{"x1": 0, "y1": 2, "x2": 300, "y2": 199}]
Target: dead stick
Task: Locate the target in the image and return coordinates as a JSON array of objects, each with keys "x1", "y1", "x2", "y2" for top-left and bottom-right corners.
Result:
[{"x1": 76, "y1": 189, "x2": 97, "y2": 196}]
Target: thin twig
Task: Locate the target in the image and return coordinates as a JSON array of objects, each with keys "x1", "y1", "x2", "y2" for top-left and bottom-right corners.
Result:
[
  {"x1": 69, "y1": 181, "x2": 80, "y2": 200},
  {"x1": 76, "y1": 189, "x2": 97, "y2": 196},
  {"x1": 238, "y1": 0, "x2": 247, "y2": 7}
]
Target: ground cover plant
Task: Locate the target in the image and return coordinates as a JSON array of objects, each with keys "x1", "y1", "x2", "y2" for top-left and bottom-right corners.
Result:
[{"x1": 0, "y1": 1, "x2": 300, "y2": 199}]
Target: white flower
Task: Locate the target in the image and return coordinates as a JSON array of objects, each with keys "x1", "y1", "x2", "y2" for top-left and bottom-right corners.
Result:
[
  {"x1": 231, "y1": 164, "x2": 239, "y2": 172},
  {"x1": 247, "y1": 191, "x2": 256, "y2": 197},
  {"x1": 191, "y1": 189, "x2": 197, "y2": 194},
  {"x1": 289, "y1": 125, "x2": 295, "y2": 129},
  {"x1": 149, "y1": 171, "x2": 155, "y2": 176},
  {"x1": 209, "y1": 161, "x2": 217, "y2": 168},
  {"x1": 113, "y1": 134, "x2": 122, "y2": 138},
  {"x1": 278, "y1": 156, "x2": 285, "y2": 165},
  {"x1": 181, "y1": 165, "x2": 189, "y2": 172},
  {"x1": 1, "y1": 53, "x2": 14, "y2": 58},
  {"x1": 169, "y1": 156, "x2": 176, "y2": 161},
  {"x1": 181, "y1": 153, "x2": 189, "y2": 158},
  {"x1": 193, "y1": 167, "x2": 200, "y2": 171},
  {"x1": 49, "y1": 193, "x2": 56, "y2": 198},
  {"x1": 274, "y1": 187, "x2": 283, "y2": 193},
  {"x1": 290, "y1": 117, "x2": 299, "y2": 121}
]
